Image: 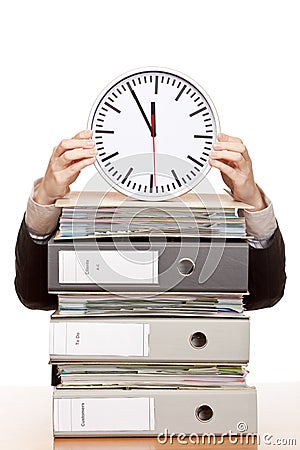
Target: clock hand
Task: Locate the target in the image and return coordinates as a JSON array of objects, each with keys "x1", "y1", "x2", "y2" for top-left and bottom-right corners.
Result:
[
  {"x1": 151, "y1": 101, "x2": 157, "y2": 186},
  {"x1": 127, "y1": 82, "x2": 152, "y2": 134}
]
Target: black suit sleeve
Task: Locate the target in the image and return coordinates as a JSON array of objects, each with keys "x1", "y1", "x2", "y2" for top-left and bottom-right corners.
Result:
[
  {"x1": 15, "y1": 215, "x2": 286, "y2": 311},
  {"x1": 244, "y1": 226, "x2": 286, "y2": 310},
  {"x1": 14, "y1": 215, "x2": 58, "y2": 310}
]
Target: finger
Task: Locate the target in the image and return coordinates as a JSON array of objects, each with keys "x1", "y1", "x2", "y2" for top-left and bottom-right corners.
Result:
[
  {"x1": 60, "y1": 147, "x2": 97, "y2": 166},
  {"x1": 209, "y1": 157, "x2": 236, "y2": 179},
  {"x1": 213, "y1": 140, "x2": 251, "y2": 162},
  {"x1": 72, "y1": 129, "x2": 93, "y2": 139},
  {"x1": 210, "y1": 149, "x2": 248, "y2": 168},
  {"x1": 217, "y1": 133, "x2": 243, "y2": 144},
  {"x1": 64, "y1": 156, "x2": 96, "y2": 181},
  {"x1": 54, "y1": 138, "x2": 95, "y2": 157}
]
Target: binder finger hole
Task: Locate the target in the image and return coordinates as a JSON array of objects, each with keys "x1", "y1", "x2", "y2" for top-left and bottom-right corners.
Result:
[
  {"x1": 190, "y1": 331, "x2": 207, "y2": 349},
  {"x1": 195, "y1": 404, "x2": 214, "y2": 422},
  {"x1": 177, "y1": 258, "x2": 195, "y2": 276}
]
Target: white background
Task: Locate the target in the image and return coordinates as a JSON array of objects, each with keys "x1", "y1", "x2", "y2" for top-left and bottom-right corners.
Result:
[{"x1": 0, "y1": 0, "x2": 299, "y2": 385}]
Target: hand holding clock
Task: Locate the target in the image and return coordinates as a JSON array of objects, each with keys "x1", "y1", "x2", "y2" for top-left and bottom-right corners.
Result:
[
  {"x1": 34, "y1": 128, "x2": 266, "y2": 214},
  {"x1": 209, "y1": 133, "x2": 267, "y2": 211},
  {"x1": 33, "y1": 130, "x2": 96, "y2": 205}
]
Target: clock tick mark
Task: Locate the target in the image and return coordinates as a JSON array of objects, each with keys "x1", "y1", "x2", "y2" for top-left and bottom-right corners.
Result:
[
  {"x1": 155, "y1": 76, "x2": 158, "y2": 94},
  {"x1": 175, "y1": 84, "x2": 187, "y2": 101},
  {"x1": 194, "y1": 135, "x2": 213, "y2": 139},
  {"x1": 190, "y1": 106, "x2": 207, "y2": 117},
  {"x1": 150, "y1": 174, "x2": 154, "y2": 192},
  {"x1": 95, "y1": 129, "x2": 115, "y2": 134},
  {"x1": 101, "y1": 151, "x2": 119, "y2": 162},
  {"x1": 187, "y1": 155, "x2": 204, "y2": 167},
  {"x1": 104, "y1": 102, "x2": 121, "y2": 114},
  {"x1": 171, "y1": 169, "x2": 182, "y2": 187},
  {"x1": 121, "y1": 167, "x2": 133, "y2": 185}
]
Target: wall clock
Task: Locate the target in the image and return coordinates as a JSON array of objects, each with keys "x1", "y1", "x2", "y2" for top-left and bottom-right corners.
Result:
[{"x1": 88, "y1": 68, "x2": 220, "y2": 200}]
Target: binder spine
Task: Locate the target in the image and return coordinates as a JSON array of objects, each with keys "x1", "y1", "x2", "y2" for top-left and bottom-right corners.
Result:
[
  {"x1": 49, "y1": 317, "x2": 250, "y2": 363},
  {"x1": 48, "y1": 239, "x2": 248, "y2": 293},
  {"x1": 53, "y1": 387, "x2": 257, "y2": 437}
]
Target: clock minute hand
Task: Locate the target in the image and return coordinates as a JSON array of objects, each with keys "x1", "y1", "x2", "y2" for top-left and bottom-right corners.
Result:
[{"x1": 127, "y1": 82, "x2": 152, "y2": 134}]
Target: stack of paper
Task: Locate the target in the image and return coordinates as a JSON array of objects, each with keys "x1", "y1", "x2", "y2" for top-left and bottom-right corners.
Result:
[
  {"x1": 57, "y1": 293, "x2": 244, "y2": 316},
  {"x1": 55, "y1": 363, "x2": 247, "y2": 389},
  {"x1": 55, "y1": 191, "x2": 249, "y2": 239},
  {"x1": 48, "y1": 191, "x2": 257, "y2": 437}
]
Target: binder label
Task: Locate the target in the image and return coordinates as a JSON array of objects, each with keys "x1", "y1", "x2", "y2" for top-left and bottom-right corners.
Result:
[
  {"x1": 53, "y1": 322, "x2": 150, "y2": 356},
  {"x1": 54, "y1": 397, "x2": 155, "y2": 431},
  {"x1": 59, "y1": 250, "x2": 159, "y2": 284}
]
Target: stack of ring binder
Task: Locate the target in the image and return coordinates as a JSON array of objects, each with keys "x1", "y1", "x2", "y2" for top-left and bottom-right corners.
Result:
[{"x1": 48, "y1": 190, "x2": 257, "y2": 437}]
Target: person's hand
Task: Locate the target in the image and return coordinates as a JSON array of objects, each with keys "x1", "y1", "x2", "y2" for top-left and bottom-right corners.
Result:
[
  {"x1": 33, "y1": 130, "x2": 97, "y2": 205},
  {"x1": 209, "y1": 133, "x2": 267, "y2": 211}
]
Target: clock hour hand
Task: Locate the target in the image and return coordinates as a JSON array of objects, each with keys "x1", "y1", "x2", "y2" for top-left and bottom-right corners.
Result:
[
  {"x1": 127, "y1": 82, "x2": 152, "y2": 135},
  {"x1": 151, "y1": 101, "x2": 157, "y2": 186},
  {"x1": 151, "y1": 102, "x2": 156, "y2": 137}
]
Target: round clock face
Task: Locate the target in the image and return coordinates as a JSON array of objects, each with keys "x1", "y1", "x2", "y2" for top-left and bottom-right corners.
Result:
[{"x1": 88, "y1": 68, "x2": 220, "y2": 200}]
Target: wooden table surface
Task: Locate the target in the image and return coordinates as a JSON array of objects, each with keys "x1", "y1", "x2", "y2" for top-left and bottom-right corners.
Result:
[{"x1": 0, "y1": 383, "x2": 298, "y2": 450}]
